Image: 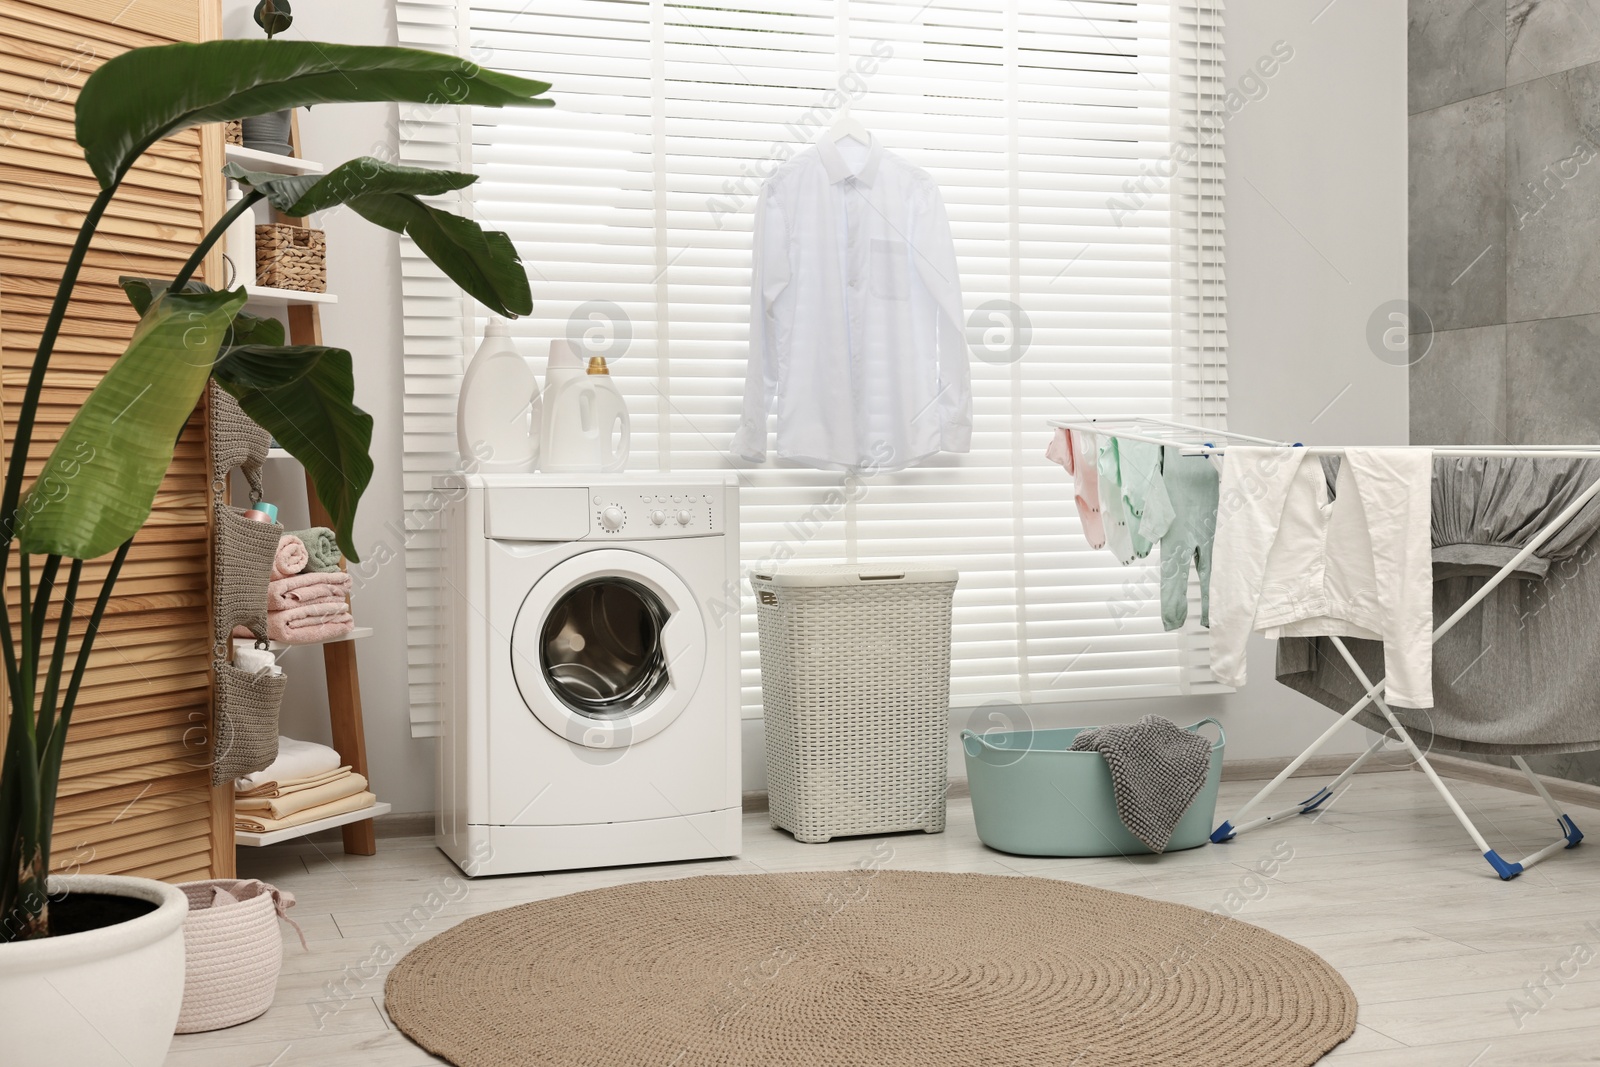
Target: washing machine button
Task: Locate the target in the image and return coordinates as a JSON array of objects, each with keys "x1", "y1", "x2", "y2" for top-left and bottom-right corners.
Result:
[
  {"x1": 676, "y1": 509, "x2": 692, "y2": 526},
  {"x1": 600, "y1": 506, "x2": 625, "y2": 532},
  {"x1": 650, "y1": 510, "x2": 667, "y2": 526}
]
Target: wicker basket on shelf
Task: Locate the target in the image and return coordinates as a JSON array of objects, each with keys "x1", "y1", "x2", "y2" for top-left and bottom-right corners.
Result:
[
  {"x1": 255, "y1": 223, "x2": 326, "y2": 292},
  {"x1": 223, "y1": 119, "x2": 244, "y2": 146}
]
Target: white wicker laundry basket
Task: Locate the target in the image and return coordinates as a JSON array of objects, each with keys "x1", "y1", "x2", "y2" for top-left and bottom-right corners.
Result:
[{"x1": 752, "y1": 563, "x2": 958, "y2": 844}]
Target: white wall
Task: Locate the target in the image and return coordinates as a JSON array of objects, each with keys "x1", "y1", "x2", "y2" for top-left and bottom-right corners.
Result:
[
  {"x1": 222, "y1": 0, "x2": 434, "y2": 813},
  {"x1": 228, "y1": 1, "x2": 1407, "y2": 808},
  {"x1": 1209, "y1": 0, "x2": 1410, "y2": 766}
]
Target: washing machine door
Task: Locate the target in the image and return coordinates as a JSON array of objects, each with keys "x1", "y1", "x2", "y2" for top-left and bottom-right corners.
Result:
[{"x1": 509, "y1": 549, "x2": 707, "y2": 749}]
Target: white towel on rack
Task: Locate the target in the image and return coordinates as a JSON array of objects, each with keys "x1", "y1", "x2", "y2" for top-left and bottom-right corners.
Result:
[{"x1": 1210, "y1": 447, "x2": 1434, "y2": 707}]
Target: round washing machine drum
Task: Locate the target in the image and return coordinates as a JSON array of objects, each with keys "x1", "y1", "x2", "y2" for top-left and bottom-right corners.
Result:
[{"x1": 510, "y1": 549, "x2": 706, "y2": 749}]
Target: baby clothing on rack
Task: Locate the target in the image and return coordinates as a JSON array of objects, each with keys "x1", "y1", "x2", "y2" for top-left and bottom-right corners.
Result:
[
  {"x1": 1277, "y1": 455, "x2": 1600, "y2": 754},
  {"x1": 1097, "y1": 437, "x2": 1174, "y2": 564},
  {"x1": 1210, "y1": 446, "x2": 1434, "y2": 708},
  {"x1": 1158, "y1": 446, "x2": 1220, "y2": 630},
  {"x1": 1045, "y1": 428, "x2": 1106, "y2": 549}
]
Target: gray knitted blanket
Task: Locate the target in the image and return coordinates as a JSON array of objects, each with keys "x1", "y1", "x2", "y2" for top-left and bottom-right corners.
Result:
[{"x1": 1069, "y1": 715, "x2": 1213, "y2": 852}]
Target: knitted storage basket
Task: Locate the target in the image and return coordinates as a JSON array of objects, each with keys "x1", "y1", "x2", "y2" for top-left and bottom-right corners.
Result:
[
  {"x1": 255, "y1": 223, "x2": 326, "y2": 292},
  {"x1": 213, "y1": 503, "x2": 281, "y2": 654},
  {"x1": 212, "y1": 661, "x2": 286, "y2": 784},
  {"x1": 208, "y1": 381, "x2": 269, "y2": 504},
  {"x1": 174, "y1": 879, "x2": 300, "y2": 1033},
  {"x1": 752, "y1": 564, "x2": 958, "y2": 844}
]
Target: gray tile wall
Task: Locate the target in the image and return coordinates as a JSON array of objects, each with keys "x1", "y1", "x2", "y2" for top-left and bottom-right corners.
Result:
[{"x1": 1410, "y1": 0, "x2": 1600, "y2": 783}]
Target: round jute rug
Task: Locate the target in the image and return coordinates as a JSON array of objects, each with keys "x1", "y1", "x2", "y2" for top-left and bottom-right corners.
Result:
[{"x1": 385, "y1": 870, "x2": 1356, "y2": 1067}]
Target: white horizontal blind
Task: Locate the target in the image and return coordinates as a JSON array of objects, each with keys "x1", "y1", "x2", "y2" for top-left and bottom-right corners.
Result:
[
  {"x1": 397, "y1": 0, "x2": 476, "y2": 737},
  {"x1": 1170, "y1": 0, "x2": 1228, "y2": 693},
  {"x1": 445, "y1": 0, "x2": 1226, "y2": 717}
]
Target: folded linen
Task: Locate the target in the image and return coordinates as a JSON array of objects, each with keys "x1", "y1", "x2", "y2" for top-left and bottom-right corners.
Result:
[
  {"x1": 267, "y1": 570, "x2": 351, "y2": 611},
  {"x1": 235, "y1": 736, "x2": 342, "y2": 790},
  {"x1": 272, "y1": 614, "x2": 354, "y2": 644},
  {"x1": 235, "y1": 765, "x2": 352, "y2": 799},
  {"x1": 271, "y1": 534, "x2": 309, "y2": 580},
  {"x1": 290, "y1": 527, "x2": 342, "y2": 573},
  {"x1": 235, "y1": 772, "x2": 368, "y2": 820},
  {"x1": 234, "y1": 603, "x2": 356, "y2": 643},
  {"x1": 234, "y1": 790, "x2": 377, "y2": 834}
]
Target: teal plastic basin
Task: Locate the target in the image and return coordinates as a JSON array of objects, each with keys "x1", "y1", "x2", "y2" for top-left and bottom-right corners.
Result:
[{"x1": 961, "y1": 718, "x2": 1225, "y2": 857}]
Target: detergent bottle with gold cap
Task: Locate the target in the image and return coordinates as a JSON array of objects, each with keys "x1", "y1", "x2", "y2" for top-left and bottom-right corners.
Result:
[{"x1": 539, "y1": 339, "x2": 631, "y2": 472}]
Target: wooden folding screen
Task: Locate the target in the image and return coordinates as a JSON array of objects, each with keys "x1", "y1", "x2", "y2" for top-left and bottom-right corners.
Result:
[{"x1": 0, "y1": 0, "x2": 230, "y2": 881}]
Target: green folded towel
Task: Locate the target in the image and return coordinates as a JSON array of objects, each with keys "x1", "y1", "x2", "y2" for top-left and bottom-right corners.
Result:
[{"x1": 289, "y1": 527, "x2": 342, "y2": 573}]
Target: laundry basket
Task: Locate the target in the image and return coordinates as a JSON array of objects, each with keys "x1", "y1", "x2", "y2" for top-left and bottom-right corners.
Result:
[
  {"x1": 752, "y1": 563, "x2": 958, "y2": 843},
  {"x1": 962, "y1": 718, "x2": 1225, "y2": 857},
  {"x1": 174, "y1": 879, "x2": 299, "y2": 1032}
]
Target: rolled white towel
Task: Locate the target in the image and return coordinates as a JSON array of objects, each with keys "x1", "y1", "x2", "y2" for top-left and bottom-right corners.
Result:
[{"x1": 235, "y1": 736, "x2": 342, "y2": 791}]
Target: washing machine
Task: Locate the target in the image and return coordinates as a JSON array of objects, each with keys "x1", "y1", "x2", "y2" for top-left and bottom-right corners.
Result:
[{"x1": 435, "y1": 473, "x2": 741, "y2": 876}]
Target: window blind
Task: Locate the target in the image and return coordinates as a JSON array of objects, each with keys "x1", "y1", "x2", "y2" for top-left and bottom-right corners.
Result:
[{"x1": 398, "y1": 0, "x2": 1228, "y2": 732}]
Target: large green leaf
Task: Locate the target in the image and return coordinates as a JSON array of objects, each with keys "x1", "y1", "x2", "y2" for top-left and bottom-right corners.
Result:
[
  {"x1": 118, "y1": 277, "x2": 286, "y2": 348},
  {"x1": 77, "y1": 41, "x2": 553, "y2": 188},
  {"x1": 225, "y1": 160, "x2": 531, "y2": 317},
  {"x1": 212, "y1": 345, "x2": 374, "y2": 561},
  {"x1": 223, "y1": 159, "x2": 477, "y2": 215},
  {"x1": 18, "y1": 289, "x2": 248, "y2": 558}
]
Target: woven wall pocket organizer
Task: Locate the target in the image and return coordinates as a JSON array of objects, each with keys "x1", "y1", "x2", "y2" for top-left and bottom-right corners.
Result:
[
  {"x1": 208, "y1": 382, "x2": 285, "y2": 783},
  {"x1": 255, "y1": 223, "x2": 326, "y2": 292},
  {"x1": 213, "y1": 661, "x2": 288, "y2": 784}
]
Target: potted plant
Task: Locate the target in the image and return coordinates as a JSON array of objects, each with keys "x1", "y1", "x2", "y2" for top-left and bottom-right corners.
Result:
[
  {"x1": 0, "y1": 38, "x2": 551, "y2": 1066},
  {"x1": 240, "y1": 1, "x2": 296, "y2": 154}
]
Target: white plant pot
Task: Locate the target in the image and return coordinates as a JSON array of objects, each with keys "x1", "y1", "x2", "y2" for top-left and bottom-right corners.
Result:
[{"x1": 0, "y1": 873, "x2": 187, "y2": 1067}]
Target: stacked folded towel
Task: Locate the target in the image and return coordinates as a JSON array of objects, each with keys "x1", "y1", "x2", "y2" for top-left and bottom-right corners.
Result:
[
  {"x1": 238, "y1": 529, "x2": 355, "y2": 644},
  {"x1": 291, "y1": 527, "x2": 344, "y2": 574},
  {"x1": 234, "y1": 736, "x2": 376, "y2": 833}
]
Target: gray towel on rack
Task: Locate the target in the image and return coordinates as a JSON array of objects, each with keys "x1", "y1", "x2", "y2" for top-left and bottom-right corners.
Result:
[
  {"x1": 1069, "y1": 715, "x2": 1212, "y2": 852},
  {"x1": 1277, "y1": 456, "x2": 1600, "y2": 754}
]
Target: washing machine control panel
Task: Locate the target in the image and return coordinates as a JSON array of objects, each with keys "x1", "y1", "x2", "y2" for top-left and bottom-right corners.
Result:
[{"x1": 589, "y1": 488, "x2": 725, "y2": 537}]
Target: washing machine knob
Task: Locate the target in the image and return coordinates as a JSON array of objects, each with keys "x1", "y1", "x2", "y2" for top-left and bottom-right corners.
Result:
[
  {"x1": 675, "y1": 509, "x2": 692, "y2": 526},
  {"x1": 650, "y1": 510, "x2": 667, "y2": 526},
  {"x1": 600, "y1": 506, "x2": 625, "y2": 531}
]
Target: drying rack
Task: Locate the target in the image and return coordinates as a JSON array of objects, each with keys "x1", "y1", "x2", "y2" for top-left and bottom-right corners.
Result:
[{"x1": 1048, "y1": 415, "x2": 1600, "y2": 880}]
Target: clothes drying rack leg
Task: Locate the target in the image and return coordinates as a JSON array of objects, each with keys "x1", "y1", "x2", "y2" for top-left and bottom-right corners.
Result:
[
  {"x1": 1213, "y1": 638, "x2": 1583, "y2": 879},
  {"x1": 1210, "y1": 469, "x2": 1600, "y2": 881}
]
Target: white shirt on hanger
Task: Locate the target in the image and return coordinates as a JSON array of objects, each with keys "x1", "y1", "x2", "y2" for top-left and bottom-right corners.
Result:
[{"x1": 732, "y1": 134, "x2": 972, "y2": 472}]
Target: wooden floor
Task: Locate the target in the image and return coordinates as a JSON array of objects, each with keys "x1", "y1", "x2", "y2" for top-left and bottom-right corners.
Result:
[{"x1": 168, "y1": 770, "x2": 1600, "y2": 1065}]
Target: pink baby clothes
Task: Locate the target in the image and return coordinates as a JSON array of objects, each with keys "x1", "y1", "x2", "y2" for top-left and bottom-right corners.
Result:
[{"x1": 1046, "y1": 428, "x2": 1107, "y2": 549}]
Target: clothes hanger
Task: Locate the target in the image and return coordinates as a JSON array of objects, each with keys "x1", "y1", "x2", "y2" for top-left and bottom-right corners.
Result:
[{"x1": 819, "y1": 105, "x2": 871, "y2": 148}]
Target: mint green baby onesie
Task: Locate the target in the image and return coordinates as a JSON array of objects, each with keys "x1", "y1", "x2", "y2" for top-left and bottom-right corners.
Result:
[
  {"x1": 1158, "y1": 445, "x2": 1220, "y2": 630},
  {"x1": 1097, "y1": 437, "x2": 1174, "y2": 563}
]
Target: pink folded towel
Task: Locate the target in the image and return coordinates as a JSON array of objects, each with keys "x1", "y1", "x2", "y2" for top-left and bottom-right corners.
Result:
[
  {"x1": 271, "y1": 534, "x2": 309, "y2": 580},
  {"x1": 272, "y1": 613, "x2": 355, "y2": 644},
  {"x1": 267, "y1": 571, "x2": 351, "y2": 611}
]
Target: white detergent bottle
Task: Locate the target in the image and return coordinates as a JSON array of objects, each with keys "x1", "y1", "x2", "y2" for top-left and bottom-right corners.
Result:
[
  {"x1": 540, "y1": 339, "x2": 631, "y2": 472},
  {"x1": 457, "y1": 319, "x2": 541, "y2": 471}
]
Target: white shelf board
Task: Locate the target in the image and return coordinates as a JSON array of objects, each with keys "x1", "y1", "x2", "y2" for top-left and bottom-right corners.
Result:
[
  {"x1": 244, "y1": 286, "x2": 337, "y2": 311},
  {"x1": 224, "y1": 144, "x2": 323, "y2": 175},
  {"x1": 265, "y1": 447, "x2": 293, "y2": 461},
  {"x1": 233, "y1": 626, "x2": 371, "y2": 652},
  {"x1": 235, "y1": 801, "x2": 391, "y2": 847}
]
